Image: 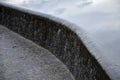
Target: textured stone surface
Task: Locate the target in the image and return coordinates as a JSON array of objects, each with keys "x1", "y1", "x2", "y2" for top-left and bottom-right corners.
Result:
[
  {"x1": 0, "y1": 25, "x2": 74, "y2": 80},
  {"x1": 0, "y1": 4, "x2": 110, "y2": 80}
]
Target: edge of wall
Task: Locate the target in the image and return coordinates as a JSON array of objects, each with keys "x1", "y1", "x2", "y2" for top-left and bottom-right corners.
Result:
[{"x1": 0, "y1": 2, "x2": 110, "y2": 80}]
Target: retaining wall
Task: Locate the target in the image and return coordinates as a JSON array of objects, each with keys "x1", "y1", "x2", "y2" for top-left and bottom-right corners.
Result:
[{"x1": 0, "y1": 3, "x2": 110, "y2": 80}]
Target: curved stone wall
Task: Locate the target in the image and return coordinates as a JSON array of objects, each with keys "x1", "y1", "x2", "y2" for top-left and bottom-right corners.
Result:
[{"x1": 0, "y1": 4, "x2": 110, "y2": 80}]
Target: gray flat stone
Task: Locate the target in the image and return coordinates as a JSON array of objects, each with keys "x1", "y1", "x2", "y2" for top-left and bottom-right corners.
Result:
[{"x1": 0, "y1": 25, "x2": 75, "y2": 80}]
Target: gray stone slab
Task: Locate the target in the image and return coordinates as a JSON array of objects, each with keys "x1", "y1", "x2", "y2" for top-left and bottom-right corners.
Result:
[{"x1": 0, "y1": 25, "x2": 75, "y2": 80}]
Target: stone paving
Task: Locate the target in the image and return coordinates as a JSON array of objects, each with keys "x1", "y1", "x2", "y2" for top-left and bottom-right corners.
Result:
[{"x1": 0, "y1": 25, "x2": 74, "y2": 80}]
